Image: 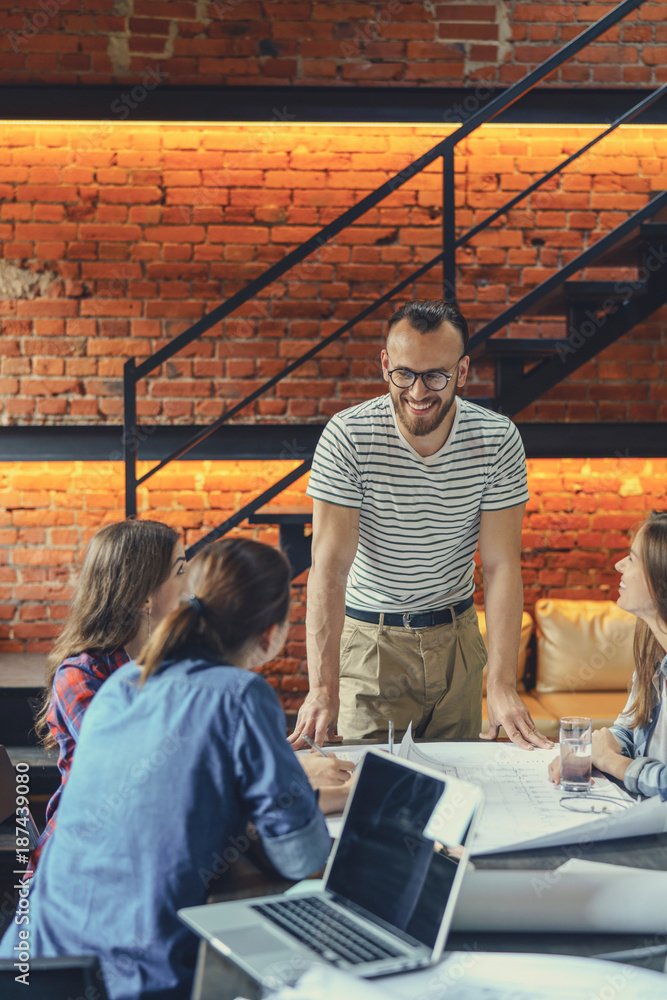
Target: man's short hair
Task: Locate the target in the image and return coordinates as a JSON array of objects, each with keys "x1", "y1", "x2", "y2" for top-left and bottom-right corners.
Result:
[{"x1": 388, "y1": 299, "x2": 469, "y2": 351}]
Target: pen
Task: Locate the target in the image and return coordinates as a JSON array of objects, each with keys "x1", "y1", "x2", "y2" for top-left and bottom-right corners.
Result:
[
  {"x1": 388, "y1": 720, "x2": 394, "y2": 756},
  {"x1": 301, "y1": 733, "x2": 331, "y2": 758}
]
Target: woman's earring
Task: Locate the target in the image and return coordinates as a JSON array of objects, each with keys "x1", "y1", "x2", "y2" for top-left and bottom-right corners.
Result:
[{"x1": 147, "y1": 606, "x2": 152, "y2": 639}]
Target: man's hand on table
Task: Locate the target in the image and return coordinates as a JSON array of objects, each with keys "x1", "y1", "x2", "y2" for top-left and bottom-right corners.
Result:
[
  {"x1": 481, "y1": 683, "x2": 554, "y2": 750},
  {"x1": 288, "y1": 686, "x2": 342, "y2": 749}
]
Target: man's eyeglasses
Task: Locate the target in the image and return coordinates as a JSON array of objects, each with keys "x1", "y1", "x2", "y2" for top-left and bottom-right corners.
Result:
[{"x1": 386, "y1": 353, "x2": 465, "y2": 392}]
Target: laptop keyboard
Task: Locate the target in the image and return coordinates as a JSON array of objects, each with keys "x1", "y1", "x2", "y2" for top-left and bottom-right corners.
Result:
[{"x1": 252, "y1": 897, "x2": 404, "y2": 966}]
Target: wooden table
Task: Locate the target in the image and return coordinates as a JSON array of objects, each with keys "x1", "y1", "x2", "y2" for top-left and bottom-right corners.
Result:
[{"x1": 192, "y1": 804, "x2": 667, "y2": 999}]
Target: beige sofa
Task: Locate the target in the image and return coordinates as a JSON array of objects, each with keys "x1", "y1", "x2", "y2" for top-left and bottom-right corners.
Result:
[{"x1": 479, "y1": 600, "x2": 636, "y2": 741}]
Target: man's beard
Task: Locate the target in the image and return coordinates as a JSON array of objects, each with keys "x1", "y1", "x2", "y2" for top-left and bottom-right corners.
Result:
[{"x1": 392, "y1": 387, "x2": 456, "y2": 438}]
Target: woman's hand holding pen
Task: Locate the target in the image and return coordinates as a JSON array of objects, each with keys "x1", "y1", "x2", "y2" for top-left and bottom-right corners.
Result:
[
  {"x1": 299, "y1": 750, "x2": 355, "y2": 789},
  {"x1": 293, "y1": 732, "x2": 356, "y2": 814},
  {"x1": 296, "y1": 737, "x2": 356, "y2": 815}
]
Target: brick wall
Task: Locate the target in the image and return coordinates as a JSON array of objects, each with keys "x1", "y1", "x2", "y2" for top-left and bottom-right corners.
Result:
[
  {"x1": 2, "y1": 121, "x2": 666, "y2": 424},
  {"x1": 2, "y1": 1, "x2": 667, "y2": 88},
  {"x1": 0, "y1": 457, "x2": 664, "y2": 707}
]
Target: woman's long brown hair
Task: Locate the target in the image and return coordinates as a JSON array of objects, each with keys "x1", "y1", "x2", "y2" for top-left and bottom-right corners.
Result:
[
  {"x1": 36, "y1": 519, "x2": 179, "y2": 749},
  {"x1": 626, "y1": 511, "x2": 667, "y2": 728},
  {"x1": 137, "y1": 537, "x2": 291, "y2": 683}
]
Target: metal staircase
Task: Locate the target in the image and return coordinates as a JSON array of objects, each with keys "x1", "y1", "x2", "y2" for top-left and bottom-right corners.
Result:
[
  {"x1": 122, "y1": 0, "x2": 667, "y2": 560},
  {"x1": 471, "y1": 191, "x2": 667, "y2": 415}
]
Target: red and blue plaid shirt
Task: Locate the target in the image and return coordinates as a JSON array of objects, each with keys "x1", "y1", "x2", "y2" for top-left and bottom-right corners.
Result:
[{"x1": 30, "y1": 647, "x2": 129, "y2": 870}]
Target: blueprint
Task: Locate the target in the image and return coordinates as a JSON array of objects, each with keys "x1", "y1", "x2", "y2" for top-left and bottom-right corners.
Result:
[{"x1": 397, "y1": 730, "x2": 667, "y2": 855}]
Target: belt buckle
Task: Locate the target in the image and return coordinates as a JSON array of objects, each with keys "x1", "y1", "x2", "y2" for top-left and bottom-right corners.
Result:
[{"x1": 402, "y1": 612, "x2": 414, "y2": 629}]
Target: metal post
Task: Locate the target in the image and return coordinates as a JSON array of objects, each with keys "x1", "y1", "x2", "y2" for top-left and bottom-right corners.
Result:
[
  {"x1": 442, "y1": 144, "x2": 456, "y2": 303},
  {"x1": 123, "y1": 357, "x2": 137, "y2": 518}
]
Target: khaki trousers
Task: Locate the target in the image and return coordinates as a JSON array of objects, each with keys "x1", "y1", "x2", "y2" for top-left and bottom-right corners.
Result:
[{"x1": 337, "y1": 604, "x2": 487, "y2": 741}]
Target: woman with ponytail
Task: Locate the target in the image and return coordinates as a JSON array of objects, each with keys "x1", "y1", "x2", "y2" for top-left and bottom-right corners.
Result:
[
  {"x1": 549, "y1": 510, "x2": 667, "y2": 798},
  {"x1": 31, "y1": 518, "x2": 187, "y2": 869},
  {"x1": 0, "y1": 539, "x2": 336, "y2": 1000}
]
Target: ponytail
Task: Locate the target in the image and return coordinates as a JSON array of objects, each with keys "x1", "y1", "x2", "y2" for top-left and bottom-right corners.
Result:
[{"x1": 136, "y1": 538, "x2": 291, "y2": 684}]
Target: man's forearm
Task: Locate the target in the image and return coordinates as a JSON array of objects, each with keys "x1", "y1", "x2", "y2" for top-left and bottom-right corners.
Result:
[
  {"x1": 305, "y1": 566, "x2": 347, "y2": 693},
  {"x1": 483, "y1": 562, "x2": 524, "y2": 690}
]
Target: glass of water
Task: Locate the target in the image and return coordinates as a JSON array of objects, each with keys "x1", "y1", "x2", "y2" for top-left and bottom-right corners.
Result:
[{"x1": 559, "y1": 717, "x2": 592, "y2": 793}]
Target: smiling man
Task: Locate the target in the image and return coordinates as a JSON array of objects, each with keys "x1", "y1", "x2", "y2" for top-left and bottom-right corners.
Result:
[{"x1": 291, "y1": 299, "x2": 552, "y2": 752}]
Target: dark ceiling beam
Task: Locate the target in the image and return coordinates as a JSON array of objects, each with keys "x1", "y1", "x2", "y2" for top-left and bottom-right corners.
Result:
[
  {"x1": 2, "y1": 86, "x2": 667, "y2": 125},
  {"x1": 1, "y1": 424, "x2": 665, "y2": 461}
]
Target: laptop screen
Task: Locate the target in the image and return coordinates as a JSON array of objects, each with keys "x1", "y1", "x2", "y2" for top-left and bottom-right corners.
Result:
[{"x1": 325, "y1": 753, "x2": 472, "y2": 950}]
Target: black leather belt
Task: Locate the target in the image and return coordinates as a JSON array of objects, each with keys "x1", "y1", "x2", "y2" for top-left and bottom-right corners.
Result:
[{"x1": 345, "y1": 596, "x2": 474, "y2": 630}]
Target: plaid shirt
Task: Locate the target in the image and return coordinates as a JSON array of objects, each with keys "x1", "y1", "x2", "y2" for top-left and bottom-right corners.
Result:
[{"x1": 30, "y1": 648, "x2": 129, "y2": 871}]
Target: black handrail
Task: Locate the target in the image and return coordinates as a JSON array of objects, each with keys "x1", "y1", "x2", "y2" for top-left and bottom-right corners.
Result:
[
  {"x1": 186, "y1": 460, "x2": 313, "y2": 561},
  {"x1": 467, "y1": 188, "x2": 667, "y2": 354},
  {"x1": 124, "y1": 0, "x2": 649, "y2": 521},
  {"x1": 129, "y1": 77, "x2": 667, "y2": 491}
]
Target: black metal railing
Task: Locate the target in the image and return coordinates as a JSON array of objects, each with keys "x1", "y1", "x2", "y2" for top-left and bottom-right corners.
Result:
[{"x1": 124, "y1": 0, "x2": 652, "y2": 548}]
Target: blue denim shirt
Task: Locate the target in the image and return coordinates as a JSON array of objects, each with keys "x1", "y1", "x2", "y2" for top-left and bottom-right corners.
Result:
[
  {"x1": 610, "y1": 653, "x2": 667, "y2": 800},
  {"x1": 0, "y1": 653, "x2": 331, "y2": 1000}
]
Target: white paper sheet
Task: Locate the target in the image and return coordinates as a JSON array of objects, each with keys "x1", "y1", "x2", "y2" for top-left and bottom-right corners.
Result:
[
  {"x1": 296, "y1": 744, "x2": 389, "y2": 769},
  {"x1": 379, "y1": 952, "x2": 667, "y2": 1000},
  {"x1": 451, "y1": 863, "x2": 667, "y2": 933},
  {"x1": 297, "y1": 745, "x2": 389, "y2": 839},
  {"x1": 268, "y1": 953, "x2": 667, "y2": 1000},
  {"x1": 398, "y1": 730, "x2": 667, "y2": 854},
  {"x1": 423, "y1": 773, "x2": 482, "y2": 848}
]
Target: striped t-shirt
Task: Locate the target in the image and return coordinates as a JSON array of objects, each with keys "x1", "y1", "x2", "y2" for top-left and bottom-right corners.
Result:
[{"x1": 306, "y1": 393, "x2": 529, "y2": 613}]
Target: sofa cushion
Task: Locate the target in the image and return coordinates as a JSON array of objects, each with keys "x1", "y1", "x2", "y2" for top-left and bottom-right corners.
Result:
[
  {"x1": 532, "y1": 691, "x2": 629, "y2": 732},
  {"x1": 477, "y1": 609, "x2": 533, "y2": 695},
  {"x1": 534, "y1": 599, "x2": 635, "y2": 694},
  {"x1": 481, "y1": 693, "x2": 559, "y2": 742}
]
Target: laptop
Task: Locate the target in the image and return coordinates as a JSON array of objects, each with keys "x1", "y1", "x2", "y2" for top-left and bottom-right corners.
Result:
[{"x1": 179, "y1": 749, "x2": 483, "y2": 990}]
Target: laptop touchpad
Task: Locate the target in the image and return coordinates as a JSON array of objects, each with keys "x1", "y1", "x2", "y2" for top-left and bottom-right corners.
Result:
[{"x1": 214, "y1": 926, "x2": 292, "y2": 956}]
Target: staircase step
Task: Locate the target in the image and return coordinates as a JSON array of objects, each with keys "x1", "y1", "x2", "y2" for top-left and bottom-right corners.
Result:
[
  {"x1": 564, "y1": 280, "x2": 647, "y2": 302},
  {"x1": 472, "y1": 338, "x2": 563, "y2": 361},
  {"x1": 247, "y1": 505, "x2": 312, "y2": 525},
  {"x1": 4, "y1": 746, "x2": 59, "y2": 798},
  {"x1": 638, "y1": 220, "x2": 667, "y2": 237},
  {"x1": 587, "y1": 221, "x2": 667, "y2": 269},
  {"x1": 526, "y1": 280, "x2": 647, "y2": 316}
]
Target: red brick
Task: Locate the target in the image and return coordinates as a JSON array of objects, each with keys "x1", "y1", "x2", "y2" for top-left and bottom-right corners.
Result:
[{"x1": 79, "y1": 224, "x2": 143, "y2": 241}]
